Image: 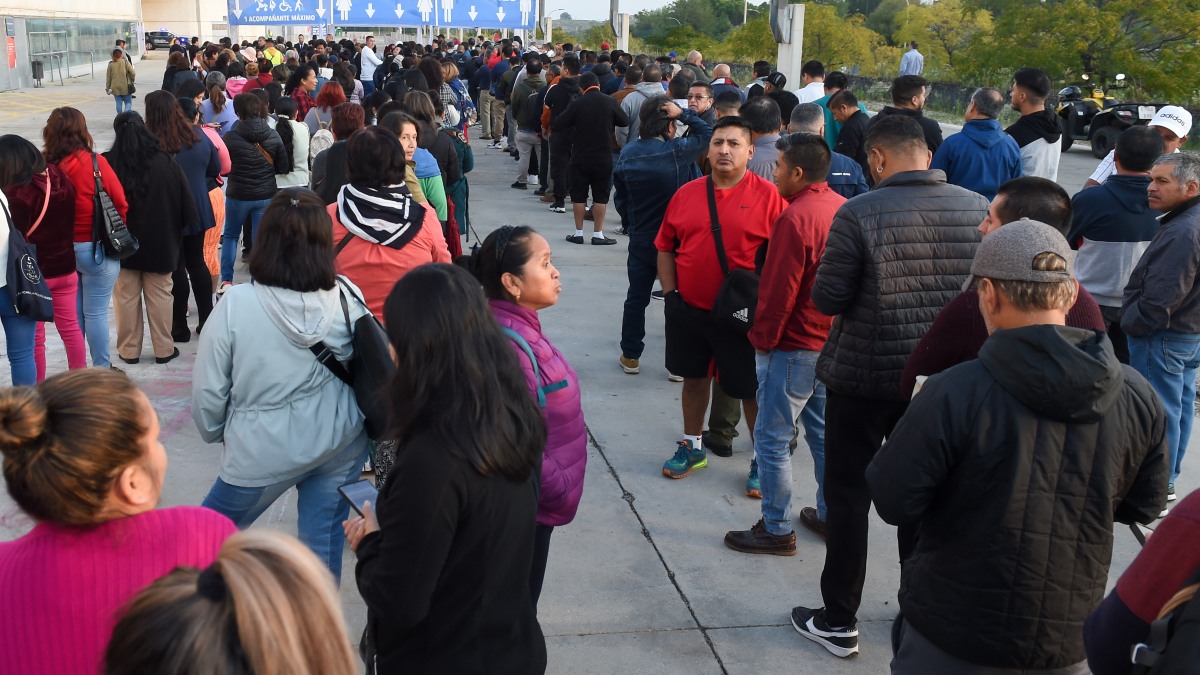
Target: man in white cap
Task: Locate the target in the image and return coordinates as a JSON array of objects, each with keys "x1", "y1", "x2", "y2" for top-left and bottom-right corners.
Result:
[
  {"x1": 868, "y1": 219, "x2": 1168, "y2": 674},
  {"x1": 1084, "y1": 105, "x2": 1191, "y2": 188}
]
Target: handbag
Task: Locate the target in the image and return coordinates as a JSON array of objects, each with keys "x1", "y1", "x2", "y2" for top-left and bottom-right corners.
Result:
[
  {"x1": 310, "y1": 277, "x2": 396, "y2": 441},
  {"x1": 0, "y1": 201, "x2": 54, "y2": 321},
  {"x1": 706, "y1": 176, "x2": 761, "y2": 333},
  {"x1": 91, "y1": 153, "x2": 139, "y2": 260}
]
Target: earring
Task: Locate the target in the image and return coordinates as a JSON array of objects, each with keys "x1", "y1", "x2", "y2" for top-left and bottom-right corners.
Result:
[{"x1": 877, "y1": 166, "x2": 884, "y2": 173}]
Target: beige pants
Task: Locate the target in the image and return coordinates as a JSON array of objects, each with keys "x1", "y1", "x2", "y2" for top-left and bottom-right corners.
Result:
[
  {"x1": 491, "y1": 99, "x2": 507, "y2": 144},
  {"x1": 114, "y1": 268, "x2": 174, "y2": 360}
]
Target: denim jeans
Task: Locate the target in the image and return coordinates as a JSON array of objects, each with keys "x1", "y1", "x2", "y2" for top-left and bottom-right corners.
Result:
[
  {"x1": 200, "y1": 431, "x2": 369, "y2": 583},
  {"x1": 220, "y1": 198, "x2": 270, "y2": 283},
  {"x1": 753, "y1": 349, "x2": 826, "y2": 536},
  {"x1": 73, "y1": 242, "x2": 120, "y2": 368},
  {"x1": 620, "y1": 237, "x2": 658, "y2": 360},
  {"x1": 1129, "y1": 331, "x2": 1200, "y2": 484},
  {"x1": 0, "y1": 286, "x2": 37, "y2": 385},
  {"x1": 114, "y1": 94, "x2": 133, "y2": 113}
]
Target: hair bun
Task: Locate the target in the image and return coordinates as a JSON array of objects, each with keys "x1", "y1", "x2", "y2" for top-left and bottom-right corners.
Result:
[{"x1": 0, "y1": 387, "x2": 48, "y2": 453}]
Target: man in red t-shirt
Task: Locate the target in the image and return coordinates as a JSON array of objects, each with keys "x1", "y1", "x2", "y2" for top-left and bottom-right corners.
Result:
[{"x1": 655, "y1": 116, "x2": 785, "y2": 480}]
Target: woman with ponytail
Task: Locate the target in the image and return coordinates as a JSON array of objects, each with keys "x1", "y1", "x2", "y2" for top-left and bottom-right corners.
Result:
[
  {"x1": 106, "y1": 531, "x2": 357, "y2": 675},
  {"x1": 0, "y1": 369, "x2": 235, "y2": 675},
  {"x1": 200, "y1": 71, "x2": 236, "y2": 136}
]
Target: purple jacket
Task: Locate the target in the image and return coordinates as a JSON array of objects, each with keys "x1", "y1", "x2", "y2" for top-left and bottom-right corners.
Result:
[{"x1": 490, "y1": 299, "x2": 587, "y2": 527}]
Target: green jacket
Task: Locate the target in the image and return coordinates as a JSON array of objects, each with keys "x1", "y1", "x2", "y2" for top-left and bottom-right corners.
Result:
[
  {"x1": 106, "y1": 60, "x2": 136, "y2": 95},
  {"x1": 512, "y1": 75, "x2": 546, "y2": 130}
]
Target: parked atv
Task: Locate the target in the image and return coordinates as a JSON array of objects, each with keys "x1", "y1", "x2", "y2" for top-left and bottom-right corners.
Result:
[{"x1": 1057, "y1": 75, "x2": 1164, "y2": 158}]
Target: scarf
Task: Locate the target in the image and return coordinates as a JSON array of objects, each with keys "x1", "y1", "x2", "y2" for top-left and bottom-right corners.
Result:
[{"x1": 336, "y1": 183, "x2": 427, "y2": 250}]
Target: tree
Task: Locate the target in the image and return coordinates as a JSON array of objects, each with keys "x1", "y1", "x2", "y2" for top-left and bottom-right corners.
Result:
[
  {"x1": 962, "y1": 0, "x2": 1200, "y2": 100},
  {"x1": 892, "y1": 0, "x2": 993, "y2": 77},
  {"x1": 709, "y1": 12, "x2": 776, "y2": 64},
  {"x1": 803, "y1": 3, "x2": 899, "y2": 77},
  {"x1": 559, "y1": 11, "x2": 572, "y2": 19},
  {"x1": 864, "y1": 0, "x2": 908, "y2": 43}
]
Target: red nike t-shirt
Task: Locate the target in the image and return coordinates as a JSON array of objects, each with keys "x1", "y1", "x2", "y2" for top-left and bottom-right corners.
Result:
[{"x1": 655, "y1": 172, "x2": 784, "y2": 310}]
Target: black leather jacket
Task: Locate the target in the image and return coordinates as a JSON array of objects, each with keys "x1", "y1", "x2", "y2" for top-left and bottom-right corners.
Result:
[{"x1": 224, "y1": 118, "x2": 285, "y2": 201}]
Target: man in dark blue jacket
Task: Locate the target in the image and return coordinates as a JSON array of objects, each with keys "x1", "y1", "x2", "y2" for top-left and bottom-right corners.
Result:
[
  {"x1": 1067, "y1": 126, "x2": 1164, "y2": 363},
  {"x1": 930, "y1": 87, "x2": 1021, "y2": 200},
  {"x1": 614, "y1": 97, "x2": 712, "y2": 375},
  {"x1": 788, "y1": 103, "x2": 867, "y2": 200},
  {"x1": 1122, "y1": 151, "x2": 1200, "y2": 502}
]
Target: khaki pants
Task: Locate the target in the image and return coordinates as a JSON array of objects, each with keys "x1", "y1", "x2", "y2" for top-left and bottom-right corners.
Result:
[
  {"x1": 479, "y1": 91, "x2": 494, "y2": 139},
  {"x1": 491, "y1": 99, "x2": 507, "y2": 144},
  {"x1": 114, "y1": 268, "x2": 175, "y2": 360}
]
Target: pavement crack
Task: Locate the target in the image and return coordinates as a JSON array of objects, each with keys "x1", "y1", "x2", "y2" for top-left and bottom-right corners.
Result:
[{"x1": 586, "y1": 425, "x2": 729, "y2": 675}]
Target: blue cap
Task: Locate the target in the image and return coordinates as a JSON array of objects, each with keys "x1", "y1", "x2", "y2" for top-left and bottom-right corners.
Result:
[{"x1": 668, "y1": 51, "x2": 676, "y2": 58}]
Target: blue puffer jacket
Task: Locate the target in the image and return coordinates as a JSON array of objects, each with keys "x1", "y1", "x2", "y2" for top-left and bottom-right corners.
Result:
[
  {"x1": 929, "y1": 118, "x2": 1022, "y2": 201},
  {"x1": 612, "y1": 108, "x2": 713, "y2": 241},
  {"x1": 490, "y1": 299, "x2": 587, "y2": 527}
]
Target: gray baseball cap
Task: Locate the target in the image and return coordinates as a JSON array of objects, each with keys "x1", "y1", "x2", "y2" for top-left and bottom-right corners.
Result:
[{"x1": 963, "y1": 219, "x2": 1075, "y2": 291}]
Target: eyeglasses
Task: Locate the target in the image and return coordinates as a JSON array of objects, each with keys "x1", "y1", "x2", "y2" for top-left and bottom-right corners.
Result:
[{"x1": 686, "y1": 94, "x2": 711, "y2": 101}]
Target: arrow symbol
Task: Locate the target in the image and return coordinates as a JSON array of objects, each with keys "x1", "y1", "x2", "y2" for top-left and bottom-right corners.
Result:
[
  {"x1": 365, "y1": 1, "x2": 375, "y2": 15},
  {"x1": 468, "y1": 4, "x2": 477, "y2": 19},
  {"x1": 394, "y1": 1, "x2": 403, "y2": 17},
  {"x1": 316, "y1": 0, "x2": 325, "y2": 17},
  {"x1": 231, "y1": 0, "x2": 242, "y2": 19},
  {"x1": 496, "y1": 6, "x2": 505, "y2": 20}
]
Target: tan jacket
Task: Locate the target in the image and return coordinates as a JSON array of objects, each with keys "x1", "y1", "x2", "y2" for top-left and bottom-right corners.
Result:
[{"x1": 106, "y1": 60, "x2": 135, "y2": 95}]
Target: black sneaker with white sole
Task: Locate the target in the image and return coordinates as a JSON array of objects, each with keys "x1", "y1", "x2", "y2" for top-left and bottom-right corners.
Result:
[{"x1": 791, "y1": 606, "x2": 859, "y2": 657}]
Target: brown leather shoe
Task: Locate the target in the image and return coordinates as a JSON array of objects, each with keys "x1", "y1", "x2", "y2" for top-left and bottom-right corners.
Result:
[
  {"x1": 799, "y1": 507, "x2": 827, "y2": 541},
  {"x1": 724, "y1": 519, "x2": 797, "y2": 556},
  {"x1": 539, "y1": 194, "x2": 556, "y2": 203}
]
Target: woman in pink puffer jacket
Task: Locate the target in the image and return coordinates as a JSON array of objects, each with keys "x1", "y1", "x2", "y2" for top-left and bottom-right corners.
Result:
[{"x1": 460, "y1": 225, "x2": 587, "y2": 612}]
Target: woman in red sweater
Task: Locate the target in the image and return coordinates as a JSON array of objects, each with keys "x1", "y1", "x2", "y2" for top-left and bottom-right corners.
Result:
[
  {"x1": 0, "y1": 369, "x2": 235, "y2": 675},
  {"x1": 43, "y1": 107, "x2": 129, "y2": 370},
  {"x1": 0, "y1": 135, "x2": 86, "y2": 381}
]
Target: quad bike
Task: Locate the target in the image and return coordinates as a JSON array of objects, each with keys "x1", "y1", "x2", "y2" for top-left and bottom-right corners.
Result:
[{"x1": 1057, "y1": 74, "x2": 1164, "y2": 158}]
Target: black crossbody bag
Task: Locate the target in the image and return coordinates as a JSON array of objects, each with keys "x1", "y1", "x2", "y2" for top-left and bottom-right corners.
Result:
[
  {"x1": 91, "y1": 153, "x2": 139, "y2": 260},
  {"x1": 707, "y1": 176, "x2": 761, "y2": 333}
]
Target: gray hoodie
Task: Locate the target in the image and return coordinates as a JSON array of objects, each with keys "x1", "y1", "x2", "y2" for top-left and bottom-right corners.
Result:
[
  {"x1": 192, "y1": 280, "x2": 371, "y2": 486},
  {"x1": 617, "y1": 81, "x2": 669, "y2": 147}
]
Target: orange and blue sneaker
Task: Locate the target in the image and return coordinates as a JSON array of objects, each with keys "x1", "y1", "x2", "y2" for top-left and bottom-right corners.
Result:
[{"x1": 662, "y1": 440, "x2": 707, "y2": 478}]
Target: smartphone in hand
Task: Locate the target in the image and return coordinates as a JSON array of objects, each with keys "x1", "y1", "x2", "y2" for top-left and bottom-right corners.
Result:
[{"x1": 338, "y1": 479, "x2": 379, "y2": 517}]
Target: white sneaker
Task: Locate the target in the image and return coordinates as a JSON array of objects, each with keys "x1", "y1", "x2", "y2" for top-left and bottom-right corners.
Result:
[
  {"x1": 668, "y1": 373, "x2": 684, "y2": 382},
  {"x1": 528, "y1": 176, "x2": 539, "y2": 185}
]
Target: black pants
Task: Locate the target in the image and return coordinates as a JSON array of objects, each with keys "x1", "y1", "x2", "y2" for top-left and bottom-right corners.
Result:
[
  {"x1": 551, "y1": 134, "x2": 572, "y2": 202},
  {"x1": 172, "y1": 233, "x2": 213, "y2": 336},
  {"x1": 820, "y1": 390, "x2": 909, "y2": 627},
  {"x1": 1100, "y1": 305, "x2": 1129, "y2": 365},
  {"x1": 620, "y1": 237, "x2": 658, "y2": 360},
  {"x1": 529, "y1": 524, "x2": 554, "y2": 612},
  {"x1": 538, "y1": 137, "x2": 550, "y2": 188}
]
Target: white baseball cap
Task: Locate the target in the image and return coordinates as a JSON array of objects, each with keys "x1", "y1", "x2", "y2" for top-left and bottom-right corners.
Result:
[{"x1": 1149, "y1": 105, "x2": 1193, "y2": 139}]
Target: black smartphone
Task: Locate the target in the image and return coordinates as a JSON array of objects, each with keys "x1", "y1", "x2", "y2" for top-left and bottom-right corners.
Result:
[{"x1": 338, "y1": 479, "x2": 378, "y2": 517}]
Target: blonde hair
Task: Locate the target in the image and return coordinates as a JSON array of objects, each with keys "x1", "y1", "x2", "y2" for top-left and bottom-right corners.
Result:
[
  {"x1": 441, "y1": 60, "x2": 459, "y2": 81},
  {"x1": 0, "y1": 370, "x2": 148, "y2": 526},
  {"x1": 986, "y1": 252, "x2": 1077, "y2": 312},
  {"x1": 105, "y1": 531, "x2": 358, "y2": 675}
]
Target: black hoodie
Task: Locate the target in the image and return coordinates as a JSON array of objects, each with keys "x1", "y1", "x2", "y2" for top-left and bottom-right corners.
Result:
[
  {"x1": 543, "y1": 75, "x2": 581, "y2": 126},
  {"x1": 867, "y1": 325, "x2": 1167, "y2": 670},
  {"x1": 1005, "y1": 108, "x2": 1062, "y2": 147}
]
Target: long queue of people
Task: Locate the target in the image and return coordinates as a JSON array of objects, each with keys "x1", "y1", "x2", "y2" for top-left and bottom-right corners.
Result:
[{"x1": 3, "y1": 33, "x2": 1200, "y2": 675}]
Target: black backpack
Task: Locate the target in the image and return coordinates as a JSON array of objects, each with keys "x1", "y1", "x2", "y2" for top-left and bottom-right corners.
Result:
[{"x1": 1131, "y1": 567, "x2": 1200, "y2": 674}]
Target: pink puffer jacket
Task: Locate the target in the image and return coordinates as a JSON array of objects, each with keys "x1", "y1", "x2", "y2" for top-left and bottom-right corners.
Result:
[{"x1": 490, "y1": 299, "x2": 587, "y2": 527}]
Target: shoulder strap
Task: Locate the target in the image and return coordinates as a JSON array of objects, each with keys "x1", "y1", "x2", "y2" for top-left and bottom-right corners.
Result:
[
  {"x1": 335, "y1": 232, "x2": 355, "y2": 256},
  {"x1": 706, "y1": 176, "x2": 730, "y2": 277},
  {"x1": 27, "y1": 172, "x2": 52, "y2": 237},
  {"x1": 501, "y1": 327, "x2": 544, "y2": 407},
  {"x1": 91, "y1": 153, "x2": 104, "y2": 193},
  {"x1": 255, "y1": 143, "x2": 274, "y2": 167},
  {"x1": 309, "y1": 287, "x2": 355, "y2": 385}
]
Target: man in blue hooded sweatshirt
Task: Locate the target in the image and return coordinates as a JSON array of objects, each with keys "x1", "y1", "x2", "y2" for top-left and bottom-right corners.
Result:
[{"x1": 930, "y1": 87, "x2": 1021, "y2": 200}]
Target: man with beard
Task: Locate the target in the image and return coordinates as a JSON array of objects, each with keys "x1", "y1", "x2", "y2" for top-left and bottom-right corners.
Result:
[{"x1": 1005, "y1": 68, "x2": 1062, "y2": 181}]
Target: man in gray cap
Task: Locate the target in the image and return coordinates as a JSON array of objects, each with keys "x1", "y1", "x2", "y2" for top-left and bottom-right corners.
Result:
[{"x1": 866, "y1": 220, "x2": 1168, "y2": 674}]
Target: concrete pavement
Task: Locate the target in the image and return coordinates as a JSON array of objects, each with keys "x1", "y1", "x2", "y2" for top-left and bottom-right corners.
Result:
[{"x1": 0, "y1": 68, "x2": 1190, "y2": 674}]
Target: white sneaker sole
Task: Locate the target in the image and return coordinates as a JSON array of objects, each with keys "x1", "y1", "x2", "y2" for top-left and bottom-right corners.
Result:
[
  {"x1": 620, "y1": 360, "x2": 640, "y2": 374},
  {"x1": 791, "y1": 615, "x2": 859, "y2": 658},
  {"x1": 667, "y1": 373, "x2": 684, "y2": 382}
]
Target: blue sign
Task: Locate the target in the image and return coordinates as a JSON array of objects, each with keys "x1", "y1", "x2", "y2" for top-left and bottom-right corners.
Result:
[
  {"x1": 336, "y1": 0, "x2": 533, "y2": 28},
  {"x1": 228, "y1": 0, "x2": 328, "y2": 25}
]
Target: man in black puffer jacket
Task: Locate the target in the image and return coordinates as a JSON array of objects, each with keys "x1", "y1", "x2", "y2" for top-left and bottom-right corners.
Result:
[
  {"x1": 867, "y1": 220, "x2": 1168, "y2": 672},
  {"x1": 220, "y1": 92, "x2": 286, "y2": 290},
  {"x1": 789, "y1": 115, "x2": 988, "y2": 659}
]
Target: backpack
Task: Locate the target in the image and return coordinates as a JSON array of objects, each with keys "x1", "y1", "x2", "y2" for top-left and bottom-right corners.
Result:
[
  {"x1": 1131, "y1": 567, "x2": 1200, "y2": 675},
  {"x1": 310, "y1": 128, "x2": 334, "y2": 164},
  {"x1": 500, "y1": 328, "x2": 568, "y2": 408}
]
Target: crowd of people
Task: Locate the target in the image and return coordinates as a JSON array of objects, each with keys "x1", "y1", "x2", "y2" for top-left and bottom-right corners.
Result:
[{"x1": 0, "y1": 29, "x2": 1198, "y2": 675}]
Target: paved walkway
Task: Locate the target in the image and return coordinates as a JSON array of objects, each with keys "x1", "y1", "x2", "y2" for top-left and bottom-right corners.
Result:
[{"x1": 0, "y1": 67, "x2": 1186, "y2": 674}]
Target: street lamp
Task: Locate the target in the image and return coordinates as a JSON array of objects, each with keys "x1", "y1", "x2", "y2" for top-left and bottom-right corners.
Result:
[{"x1": 744, "y1": 3, "x2": 760, "y2": 24}]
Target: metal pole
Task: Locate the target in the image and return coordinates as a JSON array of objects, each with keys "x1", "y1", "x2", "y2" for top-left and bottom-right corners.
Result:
[{"x1": 617, "y1": 13, "x2": 629, "y2": 52}]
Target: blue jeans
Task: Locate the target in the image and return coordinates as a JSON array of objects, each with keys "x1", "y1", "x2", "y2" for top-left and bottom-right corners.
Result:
[
  {"x1": 200, "y1": 430, "x2": 369, "y2": 582},
  {"x1": 0, "y1": 286, "x2": 37, "y2": 385},
  {"x1": 73, "y1": 242, "x2": 120, "y2": 368},
  {"x1": 620, "y1": 237, "x2": 658, "y2": 360},
  {"x1": 753, "y1": 349, "x2": 826, "y2": 536},
  {"x1": 361, "y1": 79, "x2": 376, "y2": 97},
  {"x1": 1129, "y1": 332, "x2": 1200, "y2": 484},
  {"x1": 114, "y1": 94, "x2": 132, "y2": 113},
  {"x1": 220, "y1": 198, "x2": 270, "y2": 283}
]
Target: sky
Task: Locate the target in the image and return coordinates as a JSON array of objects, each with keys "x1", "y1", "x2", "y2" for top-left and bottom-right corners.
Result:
[{"x1": 546, "y1": 0, "x2": 669, "y2": 22}]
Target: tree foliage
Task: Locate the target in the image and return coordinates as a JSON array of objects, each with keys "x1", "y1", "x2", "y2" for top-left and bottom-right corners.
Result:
[
  {"x1": 803, "y1": 3, "x2": 900, "y2": 78},
  {"x1": 892, "y1": 0, "x2": 993, "y2": 77}
]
